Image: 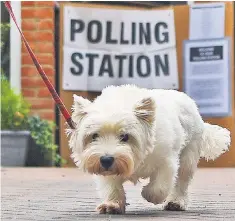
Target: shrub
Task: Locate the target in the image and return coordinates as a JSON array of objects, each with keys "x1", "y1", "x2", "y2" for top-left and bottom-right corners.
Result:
[
  {"x1": 27, "y1": 115, "x2": 57, "y2": 151},
  {"x1": 27, "y1": 115, "x2": 66, "y2": 166},
  {"x1": 1, "y1": 74, "x2": 30, "y2": 130},
  {"x1": 0, "y1": 23, "x2": 10, "y2": 48},
  {"x1": 1, "y1": 23, "x2": 10, "y2": 78},
  {"x1": 1, "y1": 75, "x2": 65, "y2": 166}
]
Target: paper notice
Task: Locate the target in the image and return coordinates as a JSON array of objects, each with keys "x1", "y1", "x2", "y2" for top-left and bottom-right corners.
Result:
[
  {"x1": 189, "y1": 3, "x2": 225, "y2": 40},
  {"x1": 183, "y1": 38, "x2": 231, "y2": 117}
]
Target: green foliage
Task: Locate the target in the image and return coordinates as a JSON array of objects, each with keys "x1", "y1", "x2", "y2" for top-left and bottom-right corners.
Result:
[
  {"x1": 27, "y1": 115, "x2": 66, "y2": 166},
  {"x1": 27, "y1": 115, "x2": 57, "y2": 151},
  {"x1": 0, "y1": 23, "x2": 10, "y2": 48},
  {"x1": 1, "y1": 76, "x2": 65, "y2": 166},
  {"x1": 1, "y1": 74, "x2": 30, "y2": 130},
  {"x1": 1, "y1": 23, "x2": 10, "y2": 77}
]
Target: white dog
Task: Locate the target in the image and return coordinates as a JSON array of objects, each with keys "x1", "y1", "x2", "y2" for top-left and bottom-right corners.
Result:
[{"x1": 67, "y1": 84, "x2": 230, "y2": 214}]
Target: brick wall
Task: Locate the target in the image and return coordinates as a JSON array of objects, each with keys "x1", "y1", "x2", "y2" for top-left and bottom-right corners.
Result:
[{"x1": 21, "y1": 1, "x2": 55, "y2": 121}]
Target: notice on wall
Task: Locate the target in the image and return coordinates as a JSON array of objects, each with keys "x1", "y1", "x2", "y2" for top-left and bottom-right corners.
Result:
[
  {"x1": 189, "y1": 2, "x2": 225, "y2": 40},
  {"x1": 62, "y1": 6, "x2": 179, "y2": 91},
  {"x1": 183, "y1": 38, "x2": 231, "y2": 117}
]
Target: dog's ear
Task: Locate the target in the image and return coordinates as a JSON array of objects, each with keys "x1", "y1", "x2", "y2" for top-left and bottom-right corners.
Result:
[
  {"x1": 72, "y1": 94, "x2": 91, "y2": 119},
  {"x1": 134, "y1": 97, "x2": 155, "y2": 124}
]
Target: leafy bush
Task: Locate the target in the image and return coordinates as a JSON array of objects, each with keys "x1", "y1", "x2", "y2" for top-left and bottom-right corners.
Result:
[
  {"x1": 27, "y1": 115, "x2": 66, "y2": 166},
  {"x1": 1, "y1": 74, "x2": 30, "y2": 130},
  {"x1": 27, "y1": 115, "x2": 57, "y2": 151},
  {"x1": 1, "y1": 23, "x2": 10, "y2": 78},
  {"x1": 0, "y1": 23, "x2": 10, "y2": 48},
  {"x1": 1, "y1": 76, "x2": 65, "y2": 166}
]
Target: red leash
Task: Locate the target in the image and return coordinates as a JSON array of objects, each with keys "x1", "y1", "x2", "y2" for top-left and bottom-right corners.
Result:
[{"x1": 4, "y1": 1, "x2": 75, "y2": 129}]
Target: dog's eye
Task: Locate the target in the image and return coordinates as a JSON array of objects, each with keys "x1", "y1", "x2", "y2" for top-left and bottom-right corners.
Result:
[
  {"x1": 92, "y1": 133, "x2": 99, "y2": 141},
  {"x1": 120, "y1": 134, "x2": 129, "y2": 142}
]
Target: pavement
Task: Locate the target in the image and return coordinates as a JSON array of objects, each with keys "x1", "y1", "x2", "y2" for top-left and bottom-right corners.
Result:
[{"x1": 1, "y1": 168, "x2": 235, "y2": 221}]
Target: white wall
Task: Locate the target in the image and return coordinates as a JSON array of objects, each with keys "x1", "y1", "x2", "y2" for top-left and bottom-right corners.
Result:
[{"x1": 10, "y1": 1, "x2": 21, "y2": 93}]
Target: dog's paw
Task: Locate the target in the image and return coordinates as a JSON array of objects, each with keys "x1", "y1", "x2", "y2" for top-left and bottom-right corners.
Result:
[
  {"x1": 163, "y1": 197, "x2": 187, "y2": 211},
  {"x1": 96, "y1": 202, "x2": 125, "y2": 214},
  {"x1": 141, "y1": 186, "x2": 167, "y2": 204},
  {"x1": 163, "y1": 195, "x2": 188, "y2": 211},
  {"x1": 164, "y1": 202, "x2": 185, "y2": 211}
]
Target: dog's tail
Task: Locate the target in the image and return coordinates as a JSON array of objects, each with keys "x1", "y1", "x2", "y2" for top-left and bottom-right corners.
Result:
[{"x1": 199, "y1": 123, "x2": 231, "y2": 161}]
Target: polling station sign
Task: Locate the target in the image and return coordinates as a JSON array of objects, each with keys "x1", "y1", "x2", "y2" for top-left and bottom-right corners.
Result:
[{"x1": 62, "y1": 5, "x2": 179, "y2": 91}]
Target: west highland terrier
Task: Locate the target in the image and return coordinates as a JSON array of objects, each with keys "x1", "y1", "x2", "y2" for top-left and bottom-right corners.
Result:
[{"x1": 67, "y1": 85, "x2": 230, "y2": 214}]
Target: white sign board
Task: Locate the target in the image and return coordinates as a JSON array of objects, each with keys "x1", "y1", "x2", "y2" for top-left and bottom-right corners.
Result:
[
  {"x1": 189, "y1": 3, "x2": 225, "y2": 40},
  {"x1": 183, "y1": 38, "x2": 231, "y2": 117},
  {"x1": 62, "y1": 6, "x2": 179, "y2": 91}
]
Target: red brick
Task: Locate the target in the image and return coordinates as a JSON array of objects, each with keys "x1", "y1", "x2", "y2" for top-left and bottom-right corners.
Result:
[
  {"x1": 28, "y1": 99, "x2": 55, "y2": 109},
  {"x1": 36, "y1": 75, "x2": 54, "y2": 84},
  {"x1": 38, "y1": 20, "x2": 54, "y2": 30},
  {"x1": 37, "y1": 88, "x2": 52, "y2": 97},
  {"x1": 38, "y1": 112, "x2": 55, "y2": 121},
  {"x1": 22, "y1": 9, "x2": 35, "y2": 19},
  {"x1": 22, "y1": 1, "x2": 35, "y2": 7},
  {"x1": 22, "y1": 76, "x2": 55, "y2": 88},
  {"x1": 22, "y1": 20, "x2": 37, "y2": 30},
  {"x1": 36, "y1": 31, "x2": 54, "y2": 41},
  {"x1": 22, "y1": 78, "x2": 46, "y2": 88},
  {"x1": 22, "y1": 88, "x2": 36, "y2": 97},
  {"x1": 23, "y1": 31, "x2": 36, "y2": 42},
  {"x1": 22, "y1": 54, "x2": 34, "y2": 65},
  {"x1": 42, "y1": 67, "x2": 54, "y2": 76},
  {"x1": 35, "y1": 1, "x2": 54, "y2": 7},
  {"x1": 34, "y1": 8, "x2": 53, "y2": 19},
  {"x1": 37, "y1": 42, "x2": 54, "y2": 53},
  {"x1": 21, "y1": 2, "x2": 55, "y2": 116},
  {"x1": 37, "y1": 54, "x2": 54, "y2": 65},
  {"x1": 22, "y1": 42, "x2": 37, "y2": 53},
  {"x1": 21, "y1": 66, "x2": 37, "y2": 77}
]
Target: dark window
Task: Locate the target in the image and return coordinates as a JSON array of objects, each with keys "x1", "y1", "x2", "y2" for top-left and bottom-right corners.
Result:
[{"x1": 1, "y1": 2, "x2": 10, "y2": 79}]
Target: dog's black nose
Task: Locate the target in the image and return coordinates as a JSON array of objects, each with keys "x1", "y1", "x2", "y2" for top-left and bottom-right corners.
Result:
[{"x1": 100, "y1": 156, "x2": 114, "y2": 169}]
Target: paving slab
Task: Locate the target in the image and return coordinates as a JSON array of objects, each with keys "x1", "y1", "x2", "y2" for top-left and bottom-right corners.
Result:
[{"x1": 1, "y1": 168, "x2": 235, "y2": 221}]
